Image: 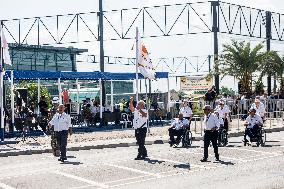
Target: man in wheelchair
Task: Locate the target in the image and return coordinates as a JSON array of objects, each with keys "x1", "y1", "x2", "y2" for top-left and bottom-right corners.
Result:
[
  {"x1": 168, "y1": 113, "x2": 190, "y2": 147},
  {"x1": 214, "y1": 111, "x2": 227, "y2": 146},
  {"x1": 243, "y1": 108, "x2": 263, "y2": 144}
]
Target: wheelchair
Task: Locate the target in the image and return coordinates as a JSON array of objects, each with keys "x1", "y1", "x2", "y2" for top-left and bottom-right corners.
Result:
[
  {"x1": 244, "y1": 124, "x2": 266, "y2": 147},
  {"x1": 171, "y1": 128, "x2": 192, "y2": 148},
  {"x1": 218, "y1": 126, "x2": 228, "y2": 147},
  {"x1": 181, "y1": 129, "x2": 192, "y2": 147}
]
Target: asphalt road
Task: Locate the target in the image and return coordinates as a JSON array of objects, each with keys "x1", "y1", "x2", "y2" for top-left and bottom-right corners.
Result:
[{"x1": 0, "y1": 131, "x2": 284, "y2": 189}]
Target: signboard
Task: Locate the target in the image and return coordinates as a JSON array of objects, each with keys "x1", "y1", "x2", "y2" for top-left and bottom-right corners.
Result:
[{"x1": 180, "y1": 76, "x2": 213, "y2": 91}]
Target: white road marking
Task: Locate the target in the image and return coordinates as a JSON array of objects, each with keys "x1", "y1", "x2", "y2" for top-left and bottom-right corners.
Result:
[
  {"x1": 244, "y1": 154, "x2": 283, "y2": 162},
  {"x1": 179, "y1": 150, "x2": 247, "y2": 163},
  {"x1": 103, "y1": 163, "x2": 162, "y2": 178},
  {"x1": 150, "y1": 156, "x2": 216, "y2": 169},
  {"x1": 0, "y1": 182, "x2": 15, "y2": 189},
  {"x1": 70, "y1": 185, "x2": 95, "y2": 189},
  {"x1": 107, "y1": 165, "x2": 223, "y2": 189},
  {"x1": 52, "y1": 170, "x2": 108, "y2": 189},
  {"x1": 224, "y1": 146, "x2": 281, "y2": 155},
  {"x1": 105, "y1": 175, "x2": 149, "y2": 184}
]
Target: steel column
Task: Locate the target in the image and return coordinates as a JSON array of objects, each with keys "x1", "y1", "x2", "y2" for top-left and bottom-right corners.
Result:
[
  {"x1": 266, "y1": 11, "x2": 272, "y2": 95},
  {"x1": 212, "y1": 1, "x2": 219, "y2": 94},
  {"x1": 99, "y1": 0, "x2": 106, "y2": 105}
]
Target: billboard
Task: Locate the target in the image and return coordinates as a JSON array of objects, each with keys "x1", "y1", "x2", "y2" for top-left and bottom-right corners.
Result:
[{"x1": 180, "y1": 76, "x2": 213, "y2": 91}]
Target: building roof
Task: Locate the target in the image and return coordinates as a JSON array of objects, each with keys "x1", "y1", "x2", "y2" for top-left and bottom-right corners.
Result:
[{"x1": 8, "y1": 43, "x2": 88, "y2": 54}]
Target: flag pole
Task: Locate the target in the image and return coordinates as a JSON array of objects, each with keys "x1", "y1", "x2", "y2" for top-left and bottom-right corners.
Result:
[
  {"x1": 135, "y1": 27, "x2": 139, "y2": 102},
  {"x1": 11, "y1": 70, "x2": 15, "y2": 136},
  {"x1": 0, "y1": 21, "x2": 4, "y2": 141}
]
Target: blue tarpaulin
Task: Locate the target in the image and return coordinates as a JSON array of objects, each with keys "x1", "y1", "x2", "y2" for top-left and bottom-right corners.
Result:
[{"x1": 4, "y1": 70, "x2": 168, "y2": 80}]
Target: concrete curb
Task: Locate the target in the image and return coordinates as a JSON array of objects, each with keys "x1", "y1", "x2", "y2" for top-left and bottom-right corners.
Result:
[{"x1": 0, "y1": 127, "x2": 284, "y2": 157}]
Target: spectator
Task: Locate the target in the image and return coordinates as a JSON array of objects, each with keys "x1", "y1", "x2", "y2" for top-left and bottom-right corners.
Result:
[{"x1": 38, "y1": 96, "x2": 49, "y2": 117}]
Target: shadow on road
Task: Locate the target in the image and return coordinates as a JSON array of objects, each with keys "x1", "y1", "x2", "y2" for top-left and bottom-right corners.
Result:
[
  {"x1": 215, "y1": 160, "x2": 235, "y2": 166},
  {"x1": 261, "y1": 144, "x2": 281, "y2": 147},
  {"x1": 143, "y1": 158, "x2": 165, "y2": 164},
  {"x1": 61, "y1": 161, "x2": 83, "y2": 165},
  {"x1": 66, "y1": 155, "x2": 77, "y2": 158},
  {"x1": 229, "y1": 141, "x2": 242, "y2": 144},
  {"x1": 173, "y1": 163, "x2": 191, "y2": 170}
]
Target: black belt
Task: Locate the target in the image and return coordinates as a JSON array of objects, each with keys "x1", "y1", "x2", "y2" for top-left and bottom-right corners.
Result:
[{"x1": 205, "y1": 129, "x2": 217, "y2": 132}]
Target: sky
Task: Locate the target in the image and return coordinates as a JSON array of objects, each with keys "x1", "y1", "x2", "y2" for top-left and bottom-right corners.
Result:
[{"x1": 0, "y1": 0, "x2": 284, "y2": 93}]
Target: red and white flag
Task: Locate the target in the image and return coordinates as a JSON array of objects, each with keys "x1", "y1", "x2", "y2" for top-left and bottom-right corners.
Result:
[
  {"x1": 137, "y1": 30, "x2": 155, "y2": 80},
  {"x1": 1, "y1": 30, "x2": 12, "y2": 66}
]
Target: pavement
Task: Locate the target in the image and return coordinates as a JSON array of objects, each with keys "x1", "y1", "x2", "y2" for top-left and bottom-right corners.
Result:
[
  {"x1": 0, "y1": 118, "x2": 284, "y2": 157},
  {"x1": 0, "y1": 131, "x2": 284, "y2": 189}
]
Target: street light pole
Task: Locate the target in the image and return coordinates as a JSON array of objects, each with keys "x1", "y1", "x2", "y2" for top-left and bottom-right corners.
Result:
[
  {"x1": 212, "y1": 1, "x2": 219, "y2": 94},
  {"x1": 99, "y1": 0, "x2": 106, "y2": 105},
  {"x1": 266, "y1": 11, "x2": 272, "y2": 96}
]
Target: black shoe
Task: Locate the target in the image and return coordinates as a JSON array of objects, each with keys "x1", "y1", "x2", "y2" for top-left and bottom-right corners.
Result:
[
  {"x1": 58, "y1": 158, "x2": 64, "y2": 162},
  {"x1": 200, "y1": 158, "x2": 208, "y2": 162},
  {"x1": 134, "y1": 156, "x2": 143, "y2": 160},
  {"x1": 140, "y1": 156, "x2": 146, "y2": 160}
]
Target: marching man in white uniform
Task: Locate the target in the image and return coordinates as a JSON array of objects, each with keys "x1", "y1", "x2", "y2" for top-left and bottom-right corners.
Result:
[
  {"x1": 49, "y1": 104, "x2": 72, "y2": 162},
  {"x1": 201, "y1": 105, "x2": 220, "y2": 162},
  {"x1": 129, "y1": 97, "x2": 148, "y2": 160}
]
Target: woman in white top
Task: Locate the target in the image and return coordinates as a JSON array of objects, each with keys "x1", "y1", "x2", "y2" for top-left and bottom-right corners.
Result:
[
  {"x1": 250, "y1": 99, "x2": 266, "y2": 120},
  {"x1": 215, "y1": 100, "x2": 230, "y2": 132},
  {"x1": 179, "y1": 101, "x2": 193, "y2": 128}
]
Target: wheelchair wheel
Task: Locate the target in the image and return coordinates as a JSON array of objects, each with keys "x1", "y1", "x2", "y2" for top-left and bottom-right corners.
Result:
[
  {"x1": 182, "y1": 130, "x2": 192, "y2": 148},
  {"x1": 218, "y1": 130, "x2": 228, "y2": 147},
  {"x1": 260, "y1": 129, "x2": 266, "y2": 147}
]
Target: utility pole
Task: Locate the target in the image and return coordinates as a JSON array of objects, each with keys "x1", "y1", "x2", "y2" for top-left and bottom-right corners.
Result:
[
  {"x1": 99, "y1": 0, "x2": 106, "y2": 104},
  {"x1": 212, "y1": 1, "x2": 219, "y2": 94},
  {"x1": 208, "y1": 55, "x2": 211, "y2": 72},
  {"x1": 266, "y1": 11, "x2": 272, "y2": 95}
]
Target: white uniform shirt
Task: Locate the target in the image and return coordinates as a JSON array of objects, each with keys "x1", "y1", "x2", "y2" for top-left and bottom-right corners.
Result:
[
  {"x1": 49, "y1": 112, "x2": 72, "y2": 131},
  {"x1": 215, "y1": 105, "x2": 230, "y2": 118},
  {"x1": 204, "y1": 113, "x2": 220, "y2": 130},
  {"x1": 245, "y1": 114, "x2": 263, "y2": 128},
  {"x1": 171, "y1": 118, "x2": 190, "y2": 130},
  {"x1": 218, "y1": 117, "x2": 224, "y2": 125},
  {"x1": 133, "y1": 109, "x2": 148, "y2": 129},
  {"x1": 250, "y1": 103, "x2": 266, "y2": 117},
  {"x1": 91, "y1": 106, "x2": 97, "y2": 115},
  {"x1": 179, "y1": 106, "x2": 193, "y2": 118}
]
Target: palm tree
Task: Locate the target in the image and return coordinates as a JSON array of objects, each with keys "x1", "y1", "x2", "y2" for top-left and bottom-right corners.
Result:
[
  {"x1": 218, "y1": 40, "x2": 267, "y2": 95},
  {"x1": 259, "y1": 52, "x2": 284, "y2": 95}
]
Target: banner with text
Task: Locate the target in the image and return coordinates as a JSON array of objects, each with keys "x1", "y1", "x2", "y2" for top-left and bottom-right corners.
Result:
[{"x1": 180, "y1": 76, "x2": 213, "y2": 91}]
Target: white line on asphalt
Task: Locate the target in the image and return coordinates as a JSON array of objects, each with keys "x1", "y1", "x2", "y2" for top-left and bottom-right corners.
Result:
[
  {"x1": 103, "y1": 163, "x2": 162, "y2": 178},
  {"x1": 244, "y1": 154, "x2": 282, "y2": 162},
  {"x1": 107, "y1": 166, "x2": 220, "y2": 189},
  {"x1": 52, "y1": 170, "x2": 109, "y2": 188},
  {"x1": 181, "y1": 151, "x2": 247, "y2": 163},
  {"x1": 70, "y1": 185, "x2": 96, "y2": 189},
  {"x1": 105, "y1": 175, "x2": 149, "y2": 184},
  {"x1": 0, "y1": 182, "x2": 15, "y2": 189},
  {"x1": 150, "y1": 156, "x2": 216, "y2": 169},
  {"x1": 224, "y1": 147, "x2": 281, "y2": 155}
]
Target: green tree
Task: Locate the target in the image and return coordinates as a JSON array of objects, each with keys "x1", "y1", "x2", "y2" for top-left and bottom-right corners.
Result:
[
  {"x1": 18, "y1": 81, "x2": 52, "y2": 107},
  {"x1": 254, "y1": 80, "x2": 264, "y2": 95},
  {"x1": 258, "y1": 51, "x2": 284, "y2": 95},
  {"x1": 220, "y1": 86, "x2": 235, "y2": 96},
  {"x1": 218, "y1": 40, "x2": 267, "y2": 96}
]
